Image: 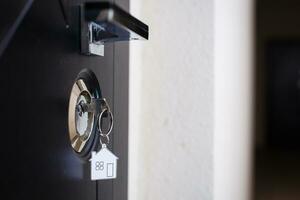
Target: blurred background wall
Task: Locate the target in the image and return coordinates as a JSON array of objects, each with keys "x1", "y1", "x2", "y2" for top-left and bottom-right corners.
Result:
[
  {"x1": 128, "y1": 0, "x2": 253, "y2": 200},
  {"x1": 254, "y1": 0, "x2": 300, "y2": 199},
  {"x1": 255, "y1": 0, "x2": 300, "y2": 148}
]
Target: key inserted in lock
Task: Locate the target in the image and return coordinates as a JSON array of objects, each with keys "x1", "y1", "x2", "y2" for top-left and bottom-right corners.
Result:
[
  {"x1": 68, "y1": 69, "x2": 102, "y2": 159},
  {"x1": 76, "y1": 97, "x2": 110, "y2": 118}
]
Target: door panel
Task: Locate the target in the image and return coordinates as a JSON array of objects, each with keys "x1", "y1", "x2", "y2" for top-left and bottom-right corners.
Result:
[
  {"x1": 0, "y1": 0, "x2": 128, "y2": 199},
  {"x1": 0, "y1": 0, "x2": 32, "y2": 54}
]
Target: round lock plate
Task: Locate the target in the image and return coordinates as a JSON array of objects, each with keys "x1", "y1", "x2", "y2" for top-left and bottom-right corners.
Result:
[{"x1": 68, "y1": 69, "x2": 101, "y2": 158}]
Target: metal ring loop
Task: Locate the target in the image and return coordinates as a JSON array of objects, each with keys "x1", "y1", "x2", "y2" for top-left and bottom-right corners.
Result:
[
  {"x1": 99, "y1": 134, "x2": 110, "y2": 145},
  {"x1": 98, "y1": 108, "x2": 114, "y2": 136}
]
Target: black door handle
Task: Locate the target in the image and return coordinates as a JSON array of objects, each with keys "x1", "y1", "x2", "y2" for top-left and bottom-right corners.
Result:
[
  {"x1": 82, "y1": 2, "x2": 148, "y2": 56},
  {"x1": 59, "y1": 1, "x2": 149, "y2": 56}
]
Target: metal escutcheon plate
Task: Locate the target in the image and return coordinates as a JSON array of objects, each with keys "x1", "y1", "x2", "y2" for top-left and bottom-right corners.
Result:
[{"x1": 68, "y1": 69, "x2": 101, "y2": 159}]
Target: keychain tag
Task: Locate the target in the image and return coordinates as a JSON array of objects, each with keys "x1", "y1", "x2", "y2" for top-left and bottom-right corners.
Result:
[
  {"x1": 90, "y1": 144, "x2": 118, "y2": 180},
  {"x1": 89, "y1": 98, "x2": 117, "y2": 181}
]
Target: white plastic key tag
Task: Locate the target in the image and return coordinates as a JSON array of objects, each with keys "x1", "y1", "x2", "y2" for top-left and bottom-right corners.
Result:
[{"x1": 90, "y1": 144, "x2": 118, "y2": 180}]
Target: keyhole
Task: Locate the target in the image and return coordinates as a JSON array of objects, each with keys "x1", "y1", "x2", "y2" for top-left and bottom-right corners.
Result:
[{"x1": 75, "y1": 92, "x2": 93, "y2": 138}]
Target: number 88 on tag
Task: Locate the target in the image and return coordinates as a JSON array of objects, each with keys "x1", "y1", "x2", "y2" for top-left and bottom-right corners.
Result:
[{"x1": 90, "y1": 145, "x2": 118, "y2": 180}]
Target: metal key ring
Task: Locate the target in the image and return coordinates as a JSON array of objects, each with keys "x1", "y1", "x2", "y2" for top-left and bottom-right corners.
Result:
[
  {"x1": 98, "y1": 107, "x2": 114, "y2": 136},
  {"x1": 99, "y1": 134, "x2": 110, "y2": 145}
]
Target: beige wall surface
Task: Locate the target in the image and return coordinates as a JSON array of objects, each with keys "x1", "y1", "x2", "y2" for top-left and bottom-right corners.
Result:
[
  {"x1": 214, "y1": 0, "x2": 253, "y2": 200},
  {"x1": 129, "y1": 0, "x2": 214, "y2": 199},
  {"x1": 128, "y1": 0, "x2": 253, "y2": 200}
]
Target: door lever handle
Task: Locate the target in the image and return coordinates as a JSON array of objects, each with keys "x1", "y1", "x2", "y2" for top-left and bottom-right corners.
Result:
[
  {"x1": 80, "y1": 2, "x2": 149, "y2": 56},
  {"x1": 59, "y1": 1, "x2": 148, "y2": 56}
]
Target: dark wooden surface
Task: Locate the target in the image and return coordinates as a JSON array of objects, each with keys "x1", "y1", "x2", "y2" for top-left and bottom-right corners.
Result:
[
  {"x1": 97, "y1": 0, "x2": 129, "y2": 198},
  {"x1": 0, "y1": 0, "x2": 33, "y2": 56},
  {"x1": 110, "y1": 0, "x2": 129, "y2": 198},
  {"x1": 0, "y1": 0, "x2": 128, "y2": 199}
]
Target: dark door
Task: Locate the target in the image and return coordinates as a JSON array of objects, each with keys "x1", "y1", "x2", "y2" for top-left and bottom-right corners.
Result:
[{"x1": 0, "y1": 0, "x2": 128, "y2": 199}]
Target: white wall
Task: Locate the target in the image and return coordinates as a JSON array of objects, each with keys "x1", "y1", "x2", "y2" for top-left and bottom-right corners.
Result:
[
  {"x1": 128, "y1": 0, "x2": 253, "y2": 200},
  {"x1": 214, "y1": 0, "x2": 254, "y2": 200},
  {"x1": 129, "y1": 0, "x2": 213, "y2": 199}
]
